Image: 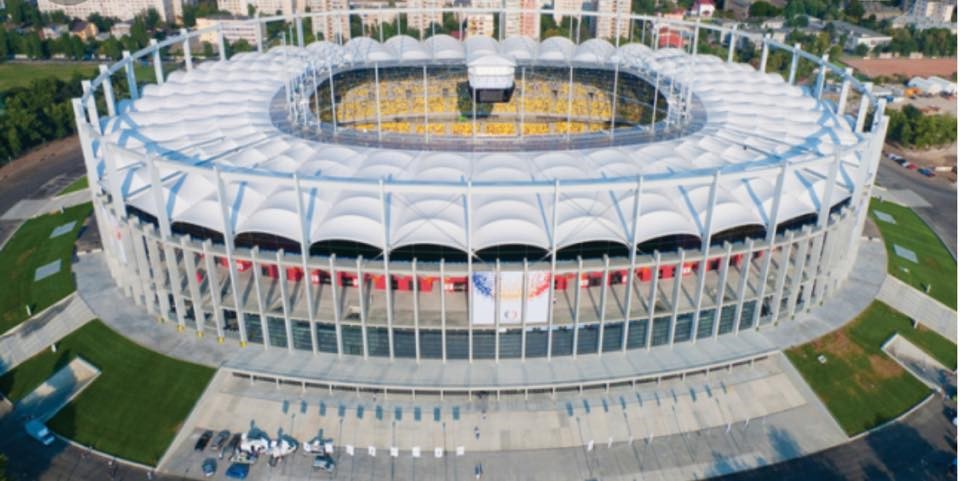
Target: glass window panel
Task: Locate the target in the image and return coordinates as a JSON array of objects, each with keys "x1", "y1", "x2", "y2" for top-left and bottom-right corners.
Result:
[
  {"x1": 499, "y1": 329, "x2": 522, "y2": 359},
  {"x1": 292, "y1": 320, "x2": 312, "y2": 351},
  {"x1": 651, "y1": 316, "x2": 670, "y2": 346},
  {"x1": 419, "y1": 330, "x2": 443, "y2": 359},
  {"x1": 316, "y1": 323, "x2": 338, "y2": 353},
  {"x1": 576, "y1": 324, "x2": 599, "y2": 355},
  {"x1": 394, "y1": 329, "x2": 417, "y2": 358},
  {"x1": 551, "y1": 327, "x2": 574, "y2": 357},
  {"x1": 245, "y1": 314, "x2": 263, "y2": 344},
  {"x1": 525, "y1": 329, "x2": 548, "y2": 358},
  {"x1": 473, "y1": 331, "x2": 495, "y2": 359},
  {"x1": 602, "y1": 322, "x2": 623, "y2": 352},
  {"x1": 697, "y1": 309, "x2": 715, "y2": 339},
  {"x1": 718, "y1": 305, "x2": 736, "y2": 335},
  {"x1": 267, "y1": 316, "x2": 287, "y2": 348},
  {"x1": 739, "y1": 300, "x2": 757, "y2": 330},
  {"x1": 446, "y1": 330, "x2": 469, "y2": 360},
  {"x1": 673, "y1": 313, "x2": 693, "y2": 343},
  {"x1": 367, "y1": 327, "x2": 390, "y2": 357},
  {"x1": 626, "y1": 319, "x2": 647, "y2": 349},
  {"x1": 341, "y1": 324, "x2": 364, "y2": 355}
]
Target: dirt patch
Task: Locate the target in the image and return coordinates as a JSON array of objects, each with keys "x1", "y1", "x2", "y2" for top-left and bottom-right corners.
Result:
[
  {"x1": 846, "y1": 57, "x2": 957, "y2": 79},
  {"x1": 866, "y1": 353, "x2": 904, "y2": 380},
  {"x1": 815, "y1": 330, "x2": 864, "y2": 359}
]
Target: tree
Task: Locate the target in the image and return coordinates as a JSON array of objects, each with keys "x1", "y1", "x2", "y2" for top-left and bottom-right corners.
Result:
[
  {"x1": 854, "y1": 43, "x2": 869, "y2": 56},
  {"x1": 247, "y1": 4, "x2": 257, "y2": 17},
  {"x1": 845, "y1": 0, "x2": 865, "y2": 19},
  {"x1": 749, "y1": 1, "x2": 782, "y2": 17}
]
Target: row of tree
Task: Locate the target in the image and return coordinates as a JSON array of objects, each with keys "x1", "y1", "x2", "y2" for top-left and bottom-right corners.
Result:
[{"x1": 886, "y1": 105, "x2": 957, "y2": 149}]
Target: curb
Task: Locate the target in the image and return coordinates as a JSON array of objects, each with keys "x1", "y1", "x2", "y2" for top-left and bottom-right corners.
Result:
[{"x1": 56, "y1": 434, "x2": 156, "y2": 471}]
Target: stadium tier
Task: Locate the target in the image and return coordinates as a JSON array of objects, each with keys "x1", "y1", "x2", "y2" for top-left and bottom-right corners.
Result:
[{"x1": 73, "y1": 10, "x2": 886, "y2": 371}]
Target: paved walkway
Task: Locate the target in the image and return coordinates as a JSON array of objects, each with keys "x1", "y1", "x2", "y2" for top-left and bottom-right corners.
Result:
[
  {"x1": 877, "y1": 276, "x2": 957, "y2": 342},
  {"x1": 12, "y1": 357, "x2": 100, "y2": 422},
  {"x1": 0, "y1": 295, "x2": 93, "y2": 375},
  {"x1": 74, "y1": 240, "x2": 888, "y2": 391},
  {"x1": 885, "y1": 334, "x2": 956, "y2": 397}
]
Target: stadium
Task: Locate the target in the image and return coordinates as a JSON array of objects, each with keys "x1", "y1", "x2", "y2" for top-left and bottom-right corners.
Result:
[{"x1": 73, "y1": 8, "x2": 887, "y2": 387}]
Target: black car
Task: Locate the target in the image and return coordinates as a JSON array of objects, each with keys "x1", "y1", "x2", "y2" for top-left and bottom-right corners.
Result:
[
  {"x1": 211, "y1": 430, "x2": 231, "y2": 451},
  {"x1": 223, "y1": 433, "x2": 242, "y2": 459},
  {"x1": 195, "y1": 430, "x2": 214, "y2": 451}
]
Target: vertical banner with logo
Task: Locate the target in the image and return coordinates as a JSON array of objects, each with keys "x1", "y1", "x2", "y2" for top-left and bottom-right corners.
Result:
[{"x1": 470, "y1": 271, "x2": 551, "y2": 325}]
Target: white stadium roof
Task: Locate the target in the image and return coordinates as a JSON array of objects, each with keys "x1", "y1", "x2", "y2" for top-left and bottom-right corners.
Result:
[{"x1": 99, "y1": 35, "x2": 865, "y2": 254}]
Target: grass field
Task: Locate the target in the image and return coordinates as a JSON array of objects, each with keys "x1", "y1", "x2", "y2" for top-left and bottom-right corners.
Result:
[
  {"x1": 58, "y1": 176, "x2": 89, "y2": 195},
  {"x1": 0, "y1": 202, "x2": 92, "y2": 336},
  {"x1": 0, "y1": 320, "x2": 215, "y2": 466},
  {"x1": 0, "y1": 62, "x2": 174, "y2": 92},
  {"x1": 869, "y1": 198, "x2": 957, "y2": 309},
  {"x1": 786, "y1": 301, "x2": 952, "y2": 435}
]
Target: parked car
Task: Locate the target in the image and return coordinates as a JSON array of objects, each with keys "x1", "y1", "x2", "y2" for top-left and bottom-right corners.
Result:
[
  {"x1": 195, "y1": 430, "x2": 214, "y2": 451},
  {"x1": 906, "y1": 163, "x2": 919, "y2": 170},
  {"x1": 918, "y1": 167, "x2": 935, "y2": 177},
  {"x1": 201, "y1": 458, "x2": 217, "y2": 477},
  {"x1": 313, "y1": 454, "x2": 336, "y2": 472},
  {"x1": 24, "y1": 420, "x2": 55, "y2": 446},
  {"x1": 211, "y1": 430, "x2": 231, "y2": 451},
  {"x1": 225, "y1": 462, "x2": 250, "y2": 479},
  {"x1": 224, "y1": 433, "x2": 242, "y2": 459}
]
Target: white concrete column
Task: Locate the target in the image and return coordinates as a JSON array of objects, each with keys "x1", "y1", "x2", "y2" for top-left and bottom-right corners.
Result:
[
  {"x1": 214, "y1": 168, "x2": 247, "y2": 345},
  {"x1": 296, "y1": 13, "x2": 304, "y2": 48},
  {"x1": 252, "y1": 246, "x2": 269, "y2": 349},
  {"x1": 255, "y1": 13, "x2": 263, "y2": 53},
  {"x1": 712, "y1": 242, "x2": 733, "y2": 338},
  {"x1": 622, "y1": 178, "x2": 643, "y2": 351},
  {"x1": 127, "y1": 222, "x2": 150, "y2": 309},
  {"x1": 122, "y1": 51, "x2": 138, "y2": 100},
  {"x1": 357, "y1": 255, "x2": 369, "y2": 359},
  {"x1": 727, "y1": 26, "x2": 737, "y2": 63},
  {"x1": 769, "y1": 232, "x2": 794, "y2": 324},
  {"x1": 520, "y1": 258, "x2": 528, "y2": 360},
  {"x1": 546, "y1": 180, "x2": 560, "y2": 358},
  {"x1": 81, "y1": 81, "x2": 100, "y2": 134},
  {"x1": 181, "y1": 28, "x2": 193, "y2": 72},
  {"x1": 692, "y1": 18, "x2": 700, "y2": 55},
  {"x1": 98, "y1": 65, "x2": 116, "y2": 117},
  {"x1": 144, "y1": 227, "x2": 171, "y2": 318},
  {"x1": 293, "y1": 175, "x2": 317, "y2": 354},
  {"x1": 465, "y1": 182, "x2": 474, "y2": 361},
  {"x1": 439, "y1": 258, "x2": 447, "y2": 362},
  {"x1": 412, "y1": 258, "x2": 421, "y2": 362},
  {"x1": 328, "y1": 255, "x2": 342, "y2": 356},
  {"x1": 645, "y1": 251, "x2": 661, "y2": 349},
  {"x1": 572, "y1": 256, "x2": 583, "y2": 358},
  {"x1": 494, "y1": 259, "x2": 501, "y2": 361},
  {"x1": 837, "y1": 67, "x2": 853, "y2": 116},
  {"x1": 276, "y1": 250, "x2": 293, "y2": 352},
  {"x1": 379, "y1": 181, "x2": 394, "y2": 359},
  {"x1": 597, "y1": 255, "x2": 610, "y2": 354},
  {"x1": 785, "y1": 227, "x2": 811, "y2": 319},
  {"x1": 181, "y1": 237, "x2": 205, "y2": 333},
  {"x1": 733, "y1": 238, "x2": 754, "y2": 333},
  {"x1": 784, "y1": 42, "x2": 799, "y2": 83},
  {"x1": 668, "y1": 249, "x2": 685, "y2": 345},
  {"x1": 202, "y1": 240, "x2": 226, "y2": 341},
  {"x1": 217, "y1": 25, "x2": 227, "y2": 61},
  {"x1": 815, "y1": 54, "x2": 828, "y2": 99},
  {"x1": 691, "y1": 173, "x2": 719, "y2": 342},
  {"x1": 149, "y1": 39, "x2": 164, "y2": 85},
  {"x1": 855, "y1": 82, "x2": 873, "y2": 133},
  {"x1": 759, "y1": 34, "x2": 770, "y2": 73}
]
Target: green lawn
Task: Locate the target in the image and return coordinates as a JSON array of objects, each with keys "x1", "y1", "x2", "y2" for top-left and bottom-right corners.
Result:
[
  {"x1": 0, "y1": 320, "x2": 215, "y2": 466},
  {"x1": 0, "y1": 202, "x2": 92, "y2": 335},
  {"x1": 0, "y1": 62, "x2": 173, "y2": 92},
  {"x1": 786, "y1": 301, "x2": 950, "y2": 435},
  {"x1": 869, "y1": 198, "x2": 957, "y2": 309},
  {"x1": 58, "y1": 176, "x2": 89, "y2": 195}
]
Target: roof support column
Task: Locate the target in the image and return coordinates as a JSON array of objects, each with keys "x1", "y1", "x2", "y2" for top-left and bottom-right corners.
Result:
[
  {"x1": 413, "y1": 258, "x2": 420, "y2": 362},
  {"x1": 379, "y1": 181, "x2": 395, "y2": 360},
  {"x1": 668, "y1": 249, "x2": 685, "y2": 346},
  {"x1": 565, "y1": 64, "x2": 573, "y2": 140},
  {"x1": 691, "y1": 172, "x2": 719, "y2": 343},
  {"x1": 837, "y1": 67, "x2": 853, "y2": 116},
  {"x1": 150, "y1": 39, "x2": 164, "y2": 85},
  {"x1": 329, "y1": 255, "x2": 342, "y2": 356},
  {"x1": 727, "y1": 26, "x2": 737, "y2": 63},
  {"x1": 202, "y1": 241, "x2": 225, "y2": 341},
  {"x1": 751, "y1": 161, "x2": 789, "y2": 330},
  {"x1": 712, "y1": 242, "x2": 733, "y2": 339},
  {"x1": 769, "y1": 231, "x2": 795, "y2": 324},
  {"x1": 466, "y1": 181, "x2": 474, "y2": 362},
  {"x1": 255, "y1": 13, "x2": 263, "y2": 52},
  {"x1": 328, "y1": 64, "x2": 338, "y2": 134},
  {"x1": 547, "y1": 180, "x2": 559, "y2": 359},
  {"x1": 650, "y1": 71, "x2": 659, "y2": 129},
  {"x1": 784, "y1": 227, "x2": 811, "y2": 320},
  {"x1": 296, "y1": 13, "x2": 304, "y2": 48},
  {"x1": 276, "y1": 249, "x2": 293, "y2": 351},
  {"x1": 597, "y1": 254, "x2": 610, "y2": 355},
  {"x1": 572, "y1": 256, "x2": 583, "y2": 358},
  {"x1": 521, "y1": 258, "x2": 528, "y2": 361},
  {"x1": 181, "y1": 28, "x2": 193, "y2": 72},
  {"x1": 472, "y1": 83, "x2": 478, "y2": 141},
  {"x1": 815, "y1": 54, "x2": 828, "y2": 100},
  {"x1": 217, "y1": 25, "x2": 227, "y2": 61},
  {"x1": 645, "y1": 251, "x2": 660, "y2": 349},
  {"x1": 182, "y1": 238, "x2": 205, "y2": 334},
  {"x1": 357, "y1": 255, "x2": 368, "y2": 359},
  {"x1": 214, "y1": 168, "x2": 248, "y2": 345},
  {"x1": 440, "y1": 258, "x2": 447, "y2": 363},
  {"x1": 788, "y1": 43, "x2": 800, "y2": 85},
  {"x1": 123, "y1": 50, "x2": 140, "y2": 100},
  {"x1": 98, "y1": 65, "x2": 116, "y2": 117},
  {"x1": 422, "y1": 65, "x2": 429, "y2": 142},
  {"x1": 81, "y1": 81, "x2": 100, "y2": 134},
  {"x1": 692, "y1": 18, "x2": 700, "y2": 56},
  {"x1": 811, "y1": 153, "x2": 842, "y2": 305},
  {"x1": 609, "y1": 60, "x2": 620, "y2": 138},
  {"x1": 294, "y1": 175, "x2": 317, "y2": 354},
  {"x1": 520, "y1": 66, "x2": 526, "y2": 139},
  {"x1": 494, "y1": 259, "x2": 501, "y2": 362},
  {"x1": 759, "y1": 34, "x2": 770, "y2": 74},
  {"x1": 855, "y1": 82, "x2": 873, "y2": 133},
  {"x1": 733, "y1": 238, "x2": 755, "y2": 334},
  {"x1": 253, "y1": 246, "x2": 269, "y2": 350},
  {"x1": 622, "y1": 178, "x2": 643, "y2": 352}
]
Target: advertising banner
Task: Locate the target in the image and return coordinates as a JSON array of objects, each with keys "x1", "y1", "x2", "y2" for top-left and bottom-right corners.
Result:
[{"x1": 470, "y1": 270, "x2": 551, "y2": 325}]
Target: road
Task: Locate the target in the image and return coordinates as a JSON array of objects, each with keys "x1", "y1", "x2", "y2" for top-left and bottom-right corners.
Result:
[
  {"x1": 713, "y1": 396, "x2": 957, "y2": 481},
  {"x1": 875, "y1": 156, "x2": 957, "y2": 257}
]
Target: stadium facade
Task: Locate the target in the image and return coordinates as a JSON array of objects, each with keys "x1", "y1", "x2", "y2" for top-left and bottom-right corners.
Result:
[{"x1": 73, "y1": 9, "x2": 887, "y2": 370}]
